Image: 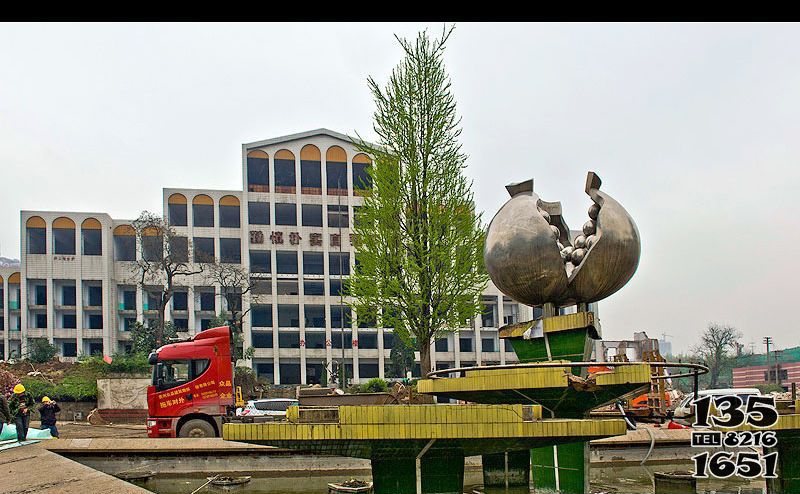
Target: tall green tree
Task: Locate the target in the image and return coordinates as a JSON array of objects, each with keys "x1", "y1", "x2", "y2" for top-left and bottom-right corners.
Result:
[{"x1": 348, "y1": 26, "x2": 488, "y2": 375}]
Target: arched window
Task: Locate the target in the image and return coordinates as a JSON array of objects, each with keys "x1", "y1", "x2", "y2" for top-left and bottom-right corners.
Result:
[
  {"x1": 141, "y1": 226, "x2": 164, "y2": 262},
  {"x1": 326, "y1": 146, "x2": 348, "y2": 195},
  {"x1": 219, "y1": 195, "x2": 241, "y2": 228},
  {"x1": 81, "y1": 218, "x2": 102, "y2": 256},
  {"x1": 26, "y1": 216, "x2": 46, "y2": 254},
  {"x1": 300, "y1": 144, "x2": 322, "y2": 194},
  {"x1": 247, "y1": 150, "x2": 269, "y2": 192},
  {"x1": 113, "y1": 225, "x2": 136, "y2": 261},
  {"x1": 274, "y1": 149, "x2": 296, "y2": 193},
  {"x1": 53, "y1": 217, "x2": 76, "y2": 255},
  {"x1": 192, "y1": 195, "x2": 214, "y2": 227},
  {"x1": 168, "y1": 193, "x2": 188, "y2": 226},
  {"x1": 352, "y1": 153, "x2": 373, "y2": 196}
]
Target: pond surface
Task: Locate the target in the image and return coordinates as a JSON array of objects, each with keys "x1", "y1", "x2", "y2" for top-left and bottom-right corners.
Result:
[{"x1": 130, "y1": 462, "x2": 766, "y2": 494}]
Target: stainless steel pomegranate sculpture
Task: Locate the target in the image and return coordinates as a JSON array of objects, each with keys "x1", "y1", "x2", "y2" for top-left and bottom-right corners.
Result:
[{"x1": 484, "y1": 172, "x2": 640, "y2": 307}]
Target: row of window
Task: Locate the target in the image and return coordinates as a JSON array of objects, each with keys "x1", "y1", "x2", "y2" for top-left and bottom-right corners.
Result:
[
  {"x1": 250, "y1": 251, "x2": 350, "y2": 275},
  {"x1": 247, "y1": 203, "x2": 353, "y2": 227},
  {"x1": 26, "y1": 217, "x2": 102, "y2": 256},
  {"x1": 248, "y1": 331, "x2": 511, "y2": 353},
  {"x1": 251, "y1": 304, "x2": 352, "y2": 328},
  {"x1": 247, "y1": 154, "x2": 372, "y2": 193},
  {"x1": 28, "y1": 312, "x2": 104, "y2": 330},
  {"x1": 117, "y1": 289, "x2": 218, "y2": 312},
  {"x1": 56, "y1": 340, "x2": 104, "y2": 357},
  {"x1": 168, "y1": 199, "x2": 240, "y2": 228},
  {"x1": 113, "y1": 235, "x2": 242, "y2": 263},
  {"x1": 249, "y1": 278, "x2": 348, "y2": 297},
  {"x1": 26, "y1": 283, "x2": 103, "y2": 307},
  {"x1": 254, "y1": 361, "x2": 383, "y2": 385}
]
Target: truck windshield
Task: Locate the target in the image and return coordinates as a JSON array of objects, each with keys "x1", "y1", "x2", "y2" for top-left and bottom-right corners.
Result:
[{"x1": 153, "y1": 359, "x2": 210, "y2": 391}]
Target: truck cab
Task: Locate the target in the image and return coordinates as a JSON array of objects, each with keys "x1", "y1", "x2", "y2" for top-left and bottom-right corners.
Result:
[{"x1": 146, "y1": 326, "x2": 234, "y2": 438}]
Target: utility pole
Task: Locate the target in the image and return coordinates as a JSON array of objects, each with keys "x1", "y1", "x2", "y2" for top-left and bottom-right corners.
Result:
[
  {"x1": 774, "y1": 349, "x2": 783, "y2": 387},
  {"x1": 763, "y1": 336, "x2": 773, "y2": 384}
]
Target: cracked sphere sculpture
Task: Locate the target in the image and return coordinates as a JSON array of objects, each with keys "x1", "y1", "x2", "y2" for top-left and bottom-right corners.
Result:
[{"x1": 483, "y1": 171, "x2": 640, "y2": 307}]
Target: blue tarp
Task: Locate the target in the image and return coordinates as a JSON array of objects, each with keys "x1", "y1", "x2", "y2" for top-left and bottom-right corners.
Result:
[{"x1": 0, "y1": 424, "x2": 53, "y2": 441}]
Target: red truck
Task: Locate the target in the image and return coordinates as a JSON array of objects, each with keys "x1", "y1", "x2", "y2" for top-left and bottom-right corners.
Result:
[{"x1": 146, "y1": 326, "x2": 235, "y2": 438}]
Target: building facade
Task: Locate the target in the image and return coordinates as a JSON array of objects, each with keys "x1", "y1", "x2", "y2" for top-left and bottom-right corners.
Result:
[
  {"x1": 6, "y1": 129, "x2": 533, "y2": 384},
  {"x1": 732, "y1": 362, "x2": 800, "y2": 390},
  {"x1": 1, "y1": 265, "x2": 23, "y2": 359}
]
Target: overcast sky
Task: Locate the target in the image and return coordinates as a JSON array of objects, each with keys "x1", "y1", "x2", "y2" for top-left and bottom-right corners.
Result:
[{"x1": 1, "y1": 23, "x2": 798, "y2": 354}]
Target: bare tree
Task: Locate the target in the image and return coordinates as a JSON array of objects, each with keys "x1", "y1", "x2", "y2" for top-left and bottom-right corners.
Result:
[
  {"x1": 692, "y1": 322, "x2": 742, "y2": 388},
  {"x1": 205, "y1": 261, "x2": 255, "y2": 360},
  {"x1": 129, "y1": 211, "x2": 203, "y2": 347}
]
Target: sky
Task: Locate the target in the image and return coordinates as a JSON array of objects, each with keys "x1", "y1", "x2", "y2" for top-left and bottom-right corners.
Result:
[{"x1": 1, "y1": 23, "x2": 798, "y2": 354}]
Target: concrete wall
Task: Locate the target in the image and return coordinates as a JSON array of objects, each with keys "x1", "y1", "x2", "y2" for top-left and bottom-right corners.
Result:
[
  {"x1": 97, "y1": 377, "x2": 149, "y2": 410},
  {"x1": 31, "y1": 400, "x2": 96, "y2": 422}
]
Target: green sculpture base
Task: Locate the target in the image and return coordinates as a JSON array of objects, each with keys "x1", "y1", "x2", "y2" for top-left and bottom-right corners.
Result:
[
  {"x1": 500, "y1": 312, "x2": 599, "y2": 376},
  {"x1": 482, "y1": 450, "x2": 531, "y2": 487},
  {"x1": 766, "y1": 430, "x2": 800, "y2": 494},
  {"x1": 372, "y1": 452, "x2": 464, "y2": 494},
  {"x1": 531, "y1": 441, "x2": 589, "y2": 494}
]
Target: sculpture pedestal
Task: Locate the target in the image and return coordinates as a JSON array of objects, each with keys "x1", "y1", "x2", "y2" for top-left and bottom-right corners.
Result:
[
  {"x1": 482, "y1": 450, "x2": 531, "y2": 487},
  {"x1": 531, "y1": 441, "x2": 589, "y2": 494},
  {"x1": 372, "y1": 452, "x2": 464, "y2": 494},
  {"x1": 766, "y1": 429, "x2": 800, "y2": 494}
]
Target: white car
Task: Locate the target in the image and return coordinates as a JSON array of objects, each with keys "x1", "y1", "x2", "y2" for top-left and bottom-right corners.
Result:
[{"x1": 237, "y1": 398, "x2": 299, "y2": 420}]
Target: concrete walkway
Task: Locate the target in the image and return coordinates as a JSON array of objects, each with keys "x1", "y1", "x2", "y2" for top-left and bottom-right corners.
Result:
[
  {"x1": 0, "y1": 441, "x2": 151, "y2": 494},
  {"x1": 45, "y1": 437, "x2": 275, "y2": 453}
]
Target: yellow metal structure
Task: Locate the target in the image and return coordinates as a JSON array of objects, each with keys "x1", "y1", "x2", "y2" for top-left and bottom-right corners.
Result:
[
  {"x1": 224, "y1": 404, "x2": 625, "y2": 443},
  {"x1": 499, "y1": 312, "x2": 596, "y2": 339},
  {"x1": 417, "y1": 362, "x2": 650, "y2": 395},
  {"x1": 235, "y1": 386, "x2": 244, "y2": 408}
]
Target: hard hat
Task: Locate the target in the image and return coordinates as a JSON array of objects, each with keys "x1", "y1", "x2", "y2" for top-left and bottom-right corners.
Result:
[
  {"x1": 42, "y1": 396, "x2": 51, "y2": 403},
  {"x1": 13, "y1": 384, "x2": 25, "y2": 394}
]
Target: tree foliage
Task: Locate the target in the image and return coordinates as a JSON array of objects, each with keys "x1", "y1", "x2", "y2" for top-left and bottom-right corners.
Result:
[
  {"x1": 755, "y1": 383, "x2": 785, "y2": 394},
  {"x1": 27, "y1": 339, "x2": 58, "y2": 363},
  {"x1": 692, "y1": 322, "x2": 742, "y2": 389},
  {"x1": 357, "y1": 378, "x2": 390, "y2": 394},
  {"x1": 0, "y1": 369, "x2": 21, "y2": 397},
  {"x1": 348, "y1": 26, "x2": 488, "y2": 375},
  {"x1": 79, "y1": 352, "x2": 151, "y2": 375},
  {"x1": 388, "y1": 334, "x2": 416, "y2": 378},
  {"x1": 130, "y1": 320, "x2": 178, "y2": 354}
]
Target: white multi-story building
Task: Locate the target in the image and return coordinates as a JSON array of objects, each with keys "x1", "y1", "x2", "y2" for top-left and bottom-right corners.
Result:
[
  {"x1": 7, "y1": 129, "x2": 533, "y2": 384},
  {"x1": 1, "y1": 264, "x2": 23, "y2": 358}
]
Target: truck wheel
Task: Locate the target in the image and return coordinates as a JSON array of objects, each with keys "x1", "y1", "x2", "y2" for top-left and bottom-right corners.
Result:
[{"x1": 178, "y1": 419, "x2": 216, "y2": 438}]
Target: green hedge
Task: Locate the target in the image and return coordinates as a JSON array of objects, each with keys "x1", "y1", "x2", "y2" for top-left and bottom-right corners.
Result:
[{"x1": 21, "y1": 373, "x2": 97, "y2": 402}]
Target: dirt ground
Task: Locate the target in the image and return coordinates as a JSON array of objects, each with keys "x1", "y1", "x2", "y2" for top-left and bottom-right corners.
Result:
[{"x1": 28, "y1": 421, "x2": 147, "y2": 439}]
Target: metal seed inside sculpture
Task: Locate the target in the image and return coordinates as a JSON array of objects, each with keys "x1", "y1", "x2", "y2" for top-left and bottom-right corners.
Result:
[{"x1": 483, "y1": 172, "x2": 641, "y2": 307}]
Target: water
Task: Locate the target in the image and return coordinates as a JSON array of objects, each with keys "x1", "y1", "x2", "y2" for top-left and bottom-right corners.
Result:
[{"x1": 129, "y1": 463, "x2": 766, "y2": 494}]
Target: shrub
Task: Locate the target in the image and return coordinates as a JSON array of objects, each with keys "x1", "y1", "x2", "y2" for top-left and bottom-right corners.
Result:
[
  {"x1": 57, "y1": 374, "x2": 97, "y2": 401},
  {"x1": 0, "y1": 369, "x2": 21, "y2": 398},
  {"x1": 27, "y1": 339, "x2": 58, "y2": 363},
  {"x1": 756, "y1": 383, "x2": 785, "y2": 395},
  {"x1": 20, "y1": 378, "x2": 56, "y2": 400},
  {"x1": 358, "y1": 378, "x2": 389, "y2": 394},
  {"x1": 79, "y1": 352, "x2": 151, "y2": 376},
  {"x1": 21, "y1": 374, "x2": 97, "y2": 402}
]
